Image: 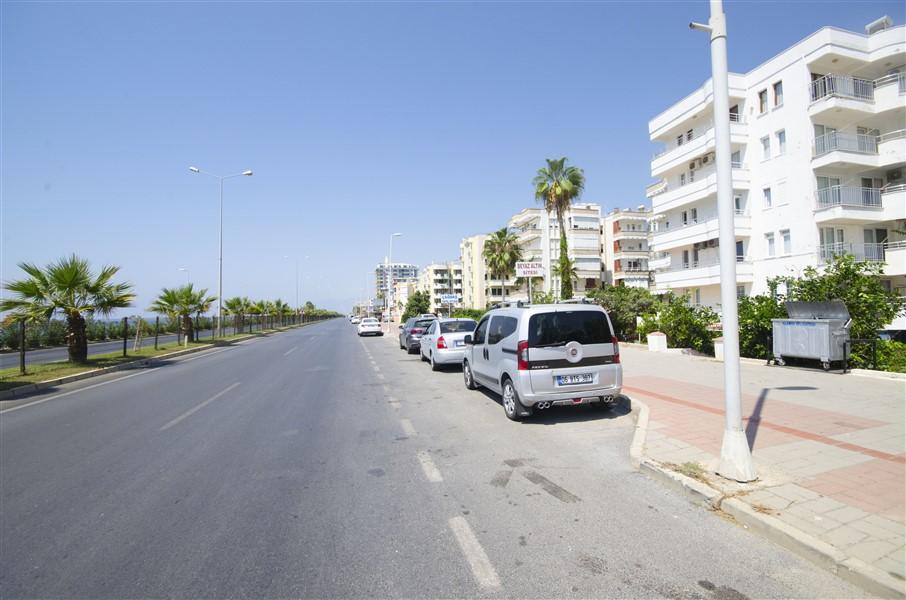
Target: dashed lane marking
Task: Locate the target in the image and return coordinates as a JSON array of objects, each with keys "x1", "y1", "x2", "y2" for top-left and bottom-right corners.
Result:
[
  {"x1": 400, "y1": 418, "x2": 417, "y2": 437},
  {"x1": 283, "y1": 346, "x2": 298, "y2": 356},
  {"x1": 448, "y1": 516, "x2": 501, "y2": 589},
  {"x1": 159, "y1": 382, "x2": 241, "y2": 431},
  {"x1": 416, "y1": 450, "x2": 443, "y2": 482}
]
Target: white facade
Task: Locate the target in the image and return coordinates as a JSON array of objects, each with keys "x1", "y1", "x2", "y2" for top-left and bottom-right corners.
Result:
[
  {"x1": 417, "y1": 262, "x2": 464, "y2": 315},
  {"x1": 601, "y1": 206, "x2": 652, "y2": 289},
  {"x1": 647, "y1": 22, "x2": 905, "y2": 321},
  {"x1": 460, "y1": 234, "x2": 489, "y2": 309},
  {"x1": 508, "y1": 203, "x2": 603, "y2": 300},
  {"x1": 375, "y1": 262, "x2": 418, "y2": 301}
]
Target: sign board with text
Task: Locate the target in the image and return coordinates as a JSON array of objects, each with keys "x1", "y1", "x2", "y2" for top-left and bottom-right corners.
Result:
[
  {"x1": 439, "y1": 294, "x2": 461, "y2": 304},
  {"x1": 515, "y1": 261, "x2": 544, "y2": 278}
]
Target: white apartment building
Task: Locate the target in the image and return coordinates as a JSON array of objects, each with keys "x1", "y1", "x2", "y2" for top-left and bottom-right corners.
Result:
[
  {"x1": 508, "y1": 203, "x2": 603, "y2": 300},
  {"x1": 393, "y1": 280, "x2": 416, "y2": 314},
  {"x1": 646, "y1": 20, "x2": 905, "y2": 326},
  {"x1": 417, "y1": 262, "x2": 464, "y2": 315},
  {"x1": 602, "y1": 206, "x2": 652, "y2": 288},
  {"x1": 460, "y1": 234, "x2": 489, "y2": 309},
  {"x1": 375, "y1": 263, "x2": 418, "y2": 300}
]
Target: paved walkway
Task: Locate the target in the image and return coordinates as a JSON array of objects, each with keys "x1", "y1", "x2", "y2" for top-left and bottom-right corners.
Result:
[{"x1": 620, "y1": 344, "x2": 905, "y2": 592}]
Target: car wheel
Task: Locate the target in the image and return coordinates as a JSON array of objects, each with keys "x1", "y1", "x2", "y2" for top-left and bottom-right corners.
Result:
[
  {"x1": 407, "y1": 342, "x2": 416, "y2": 355},
  {"x1": 463, "y1": 361, "x2": 477, "y2": 390},
  {"x1": 420, "y1": 349, "x2": 428, "y2": 362},
  {"x1": 502, "y1": 378, "x2": 525, "y2": 421},
  {"x1": 430, "y1": 353, "x2": 440, "y2": 371},
  {"x1": 400, "y1": 338, "x2": 405, "y2": 350}
]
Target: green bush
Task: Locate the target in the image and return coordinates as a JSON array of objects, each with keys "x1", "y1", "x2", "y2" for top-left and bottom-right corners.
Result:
[
  {"x1": 401, "y1": 291, "x2": 431, "y2": 322},
  {"x1": 451, "y1": 308, "x2": 486, "y2": 321},
  {"x1": 638, "y1": 293, "x2": 719, "y2": 354},
  {"x1": 586, "y1": 286, "x2": 662, "y2": 340},
  {"x1": 737, "y1": 293, "x2": 786, "y2": 359}
]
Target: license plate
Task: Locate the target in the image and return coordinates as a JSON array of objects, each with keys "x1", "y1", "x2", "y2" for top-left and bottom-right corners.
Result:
[
  {"x1": 557, "y1": 373, "x2": 593, "y2": 386},
  {"x1": 454, "y1": 340, "x2": 464, "y2": 347}
]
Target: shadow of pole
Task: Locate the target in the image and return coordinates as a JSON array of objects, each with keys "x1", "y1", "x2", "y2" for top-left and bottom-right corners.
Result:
[{"x1": 745, "y1": 388, "x2": 768, "y2": 451}]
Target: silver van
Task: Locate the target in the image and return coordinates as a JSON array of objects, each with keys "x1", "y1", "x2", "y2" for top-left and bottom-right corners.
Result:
[{"x1": 462, "y1": 303, "x2": 622, "y2": 421}]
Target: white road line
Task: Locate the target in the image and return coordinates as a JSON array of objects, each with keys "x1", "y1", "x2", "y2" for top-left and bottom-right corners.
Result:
[
  {"x1": 400, "y1": 418, "x2": 417, "y2": 437},
  {"x1": 176, "y1": 347, "x2": 233, "y2": 363},
  {"x1": 159, "y1": 382, "x2": 241, "y2": 431},
  {"x1": 0, "y1": 367, "x2": 160, "y2": 415},
  {"x1": 283, "y1": 346, "x2": 298, "y2": 356},
  {"x1": 376, "y1": 373, "x2": 385, "y2": 381},
  {"x1": 448, "y1": 516, "x2": 501, "y2": 589},
  {"x1": 416, "y1": 450, "x2": 443, "y2": 482},
  {"x1": 372, "y1": 365, "x2": 380, "y2": 372}
]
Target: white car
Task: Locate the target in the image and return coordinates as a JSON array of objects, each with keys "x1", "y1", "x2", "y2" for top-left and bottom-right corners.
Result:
[
  {"x1": 350, "y1": 316, "x2": 361, "y2": 325},
  {"x1": 419, "y1": 318, "x2": 477, "y2": 371},
  {"x1": 357, "y1": 317, "x2": 383, "y2": 336}
]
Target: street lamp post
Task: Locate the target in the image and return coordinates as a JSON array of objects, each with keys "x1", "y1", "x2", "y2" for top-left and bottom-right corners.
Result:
[
  {"x1": 283, "y1": 255, "x2": 300, "y2": 311},
  {"x1": 387, "y1": 233, "x2": 402, "y2": 325},
  {"x1": 690, "y1": 0, "x2": 757, "y2": 482},
  {"x1": 189, "y1": 166, "x2": 253, "y2": 338},
  {"x1": 178, "y1": 267, "x2": 190, "y2": 285}
]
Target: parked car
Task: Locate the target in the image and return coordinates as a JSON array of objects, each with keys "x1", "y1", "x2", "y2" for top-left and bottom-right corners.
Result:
[
  {"x1": 461, "y1": 302, "x2": 622, "y2": 421},
  {"x1": 399, "y1": 316, "x2": 437, "y2": 353},
  {"x1": 357, "y1": 317, "x2": 383, "y2": 336},
  {"x1": 418, "y1": 318, "x2": 477, "y2": 370},
  {"x1": 350, "y1": 316, "x2": 361, "y2": 325}
]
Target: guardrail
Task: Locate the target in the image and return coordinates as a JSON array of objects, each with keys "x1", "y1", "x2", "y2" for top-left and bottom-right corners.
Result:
[
  {"x1": 809, "y1": 74, "x2": 874, "y2": 103},
  {"x1": 815, "y1": 186, "x2": 882, "y2": 210}
]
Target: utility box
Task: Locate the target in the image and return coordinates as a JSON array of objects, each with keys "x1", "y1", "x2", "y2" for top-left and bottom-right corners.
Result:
[{"x1": 771, "y1": 301, "x2": 852, "y2": 371}]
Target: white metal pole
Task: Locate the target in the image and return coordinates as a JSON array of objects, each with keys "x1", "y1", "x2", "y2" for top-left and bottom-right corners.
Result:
[
  {"x1": 218, "y1": 176, "x2": 224, "y2": 338},
  {"x1": 694, "y1": 0, "x2": 757, "y2": 482},
  {"x1": 388, "y1": 236, "x2": 394, "y2": 318}
]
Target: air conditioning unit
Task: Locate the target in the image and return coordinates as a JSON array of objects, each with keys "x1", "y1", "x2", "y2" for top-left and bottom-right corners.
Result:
[
  {"x1": 689, "y1": 161, "x2": 696, "y2": 170},
  {"x1": 887, "y1": 168, "x2": 903, "y2": 182},
  {"x1": 702, "y1": 155, "x2": 710, "y2": 164},
  {"x1": 707, "y1": 239, "x2": 717, "y2": 248}
]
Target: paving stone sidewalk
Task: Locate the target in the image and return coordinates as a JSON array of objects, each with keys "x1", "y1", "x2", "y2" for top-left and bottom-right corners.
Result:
[{"x1": 620, "y1": 344, "x2": 905, "y2": 594}]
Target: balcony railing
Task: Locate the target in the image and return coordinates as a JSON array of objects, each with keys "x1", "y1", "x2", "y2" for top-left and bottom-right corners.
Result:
[
  {"x1": 813, "y1": 132, "x2": 878, "y2": 157},
  {"x1": 879, "y1": 129, "x2": 906, "y2": 143},
  {"x1": 815, "y1": 186, "x2": 882, "y2": 210},
  {"x1": 652, "y1": 114, "x2": 746, "y2": 158},
  {"x1": 660, "y1": 256, "x2": 746, "y2": 272},
  {"x1": 818, "y1": 242, "x2": 885, "y2": 263},
  {"x1": 882, "y1": 182, "x2": 906, "y2": 195},
  {"x1": 873, "y1": 71, "x2": 906, "y2": 94},
  {"x1": 809, "y1": 74, "x2": 874, "y2": 103}
]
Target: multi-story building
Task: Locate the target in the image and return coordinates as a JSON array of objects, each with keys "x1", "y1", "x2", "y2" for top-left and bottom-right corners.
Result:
[
  {"x1": 375, "y1": 262, "x2": 418, "y2": 304},
  {"x1": 393, "y1": 280, "x2": 416, "y2": 315},
  {"x1": 601, "y1": 206, "x2": 652, "y2": 288},
  {"x1": 646, "y1": 19, "x2": 905, "y2": 324},
  {"x1": 508, "y1": 203, "x2": 603, "y2": 300},
  {"x1": 417, "y1": 262, "x2": 464, "y2": 315},
  {"x1": 460, "y1": 234, "x2": 489, "y2": 309}
]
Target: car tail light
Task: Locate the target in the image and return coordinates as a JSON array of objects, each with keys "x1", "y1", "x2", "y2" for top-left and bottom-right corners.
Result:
[
  {"x1": 412, "y1": 328, "x2": 424, "y2": 334},
  {"x1": 437, "y1": 336, "x2": 447, "y2": 349},
  {"x1": 517, "y1": 340, "x2": 529, "y2": 370},
  {"x1": 612, "y1": 335, "x2": 621, "y2": 363}
]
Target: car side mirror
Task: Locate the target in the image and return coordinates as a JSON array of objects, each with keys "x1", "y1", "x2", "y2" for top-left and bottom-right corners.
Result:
[
  {"x1": 398, "y1": 325, "x2": 403, "y2": 330},
  {"x1": 464, "y1": 335, "x2": 473, "y2": 345}
]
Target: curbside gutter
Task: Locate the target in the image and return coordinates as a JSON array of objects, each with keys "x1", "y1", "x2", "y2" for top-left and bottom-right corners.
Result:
[
  {"x1": 628, "y1": 397, "x2": 906, "y2": 599},
  {"x1": 0, "y1": 323, "x2": 315, "y2": 402}
]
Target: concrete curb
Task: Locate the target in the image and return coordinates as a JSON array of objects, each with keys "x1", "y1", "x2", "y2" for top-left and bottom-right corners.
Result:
[
  {"x1": 629, "y1": 402, "x2": 906, "y2": 598},
  {"x1": 0, "y1": 324, "x2": 313, "y2": 402},
  {"x1": 849, "y1": 368, "x2": 906, "y2": 381}
]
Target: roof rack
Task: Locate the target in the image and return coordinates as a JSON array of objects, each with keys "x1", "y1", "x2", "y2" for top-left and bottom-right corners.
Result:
[
  {"x1": 489, "y1": 301, "x2": 532, "y2": 309},
  {"x1": 555, "y1": 298, "x2": 595, "y2": 304}
]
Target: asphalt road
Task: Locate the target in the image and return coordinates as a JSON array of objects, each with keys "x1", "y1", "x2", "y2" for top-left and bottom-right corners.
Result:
[
  {"x1": 0, "y1": 329, "x2": 222, "y2": 369},
  {"x1": 0, "y1": 319, "x2": 865, "y2": 598}
]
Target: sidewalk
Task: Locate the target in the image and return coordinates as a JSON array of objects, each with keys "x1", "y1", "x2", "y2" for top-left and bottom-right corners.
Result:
[{"x1": 620, "y1": 344, "x2": 905, "y2": 597}]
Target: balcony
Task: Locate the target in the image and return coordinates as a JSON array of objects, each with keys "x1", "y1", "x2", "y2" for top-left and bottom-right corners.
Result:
[
  {"x1": 817, "y1": 242, "x2": 886, "y2": 264},
  {"x1": 812, "y1": 129, "x2": 906, "y2": 170},
  {"x1": 613, "y1": 248, "x2": 649, "y2": 260},
  {"x1": 613, "y1": 228, "x2": 648, "y2": 241},
  {"x1": 885, "y1": 241, "x2": 906, "y2": 276},
  {"x1": 813, "y1": 186, "x2": 883, "y2": 223},
  {"x1": 651, "y1": 117, "x2": 747, "y2": 178},
  {"x1": 655, "y1": 258, "x2": 753, "y2": 288},
  {"x1": 613, "y1": 267, "x2": 650, "y2": 280},
  {"x1": 652, "y1": 166, "x2": 750, "y2": 212},
  {"x1": 650, "y1": 212, "x2": 751, "y2": 252},
  {"x1": 882, "y1": 183, "x2": 906, "y2": 221},
  {"x1": 809, "y1": 73, "x2": 906, "y2": 125}
]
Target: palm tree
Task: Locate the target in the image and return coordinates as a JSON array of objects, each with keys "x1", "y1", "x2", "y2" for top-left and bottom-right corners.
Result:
[
  {"x1": 0, "y1": 255, "x2": 134, "y2": 363},
  {"x1": 482, "y1": 227, "x2": 523, "y2": 304},
  {"x1": 533, "y1": 157, "x2": 586, "y2": 300},
  {"x1": 149, "y1": 284, "x2": 217, "y2": 343},
  {"x1": 223, "y1": 296, "x2": 251, "y2": 334},
  {"x1": 552, "y1": 256, "x2": 579, "y2": 293}
]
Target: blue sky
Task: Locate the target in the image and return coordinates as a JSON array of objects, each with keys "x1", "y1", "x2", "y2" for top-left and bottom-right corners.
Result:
[{"x1": 3, "y1": 0, "x2": 904, "y2": 313}]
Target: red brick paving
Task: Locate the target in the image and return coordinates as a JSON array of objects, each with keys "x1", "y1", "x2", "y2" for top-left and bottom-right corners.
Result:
[{"x1": 801, "y1": 459, "x2": 906, "y2": 520}]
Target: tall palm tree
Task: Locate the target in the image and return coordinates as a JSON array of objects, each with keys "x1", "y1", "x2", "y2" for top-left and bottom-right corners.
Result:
[
  {"x1": 533, "y1": 157, "x2": 586, "y2": 300},
  {"x1": 552, "y1": 256, "x2": 579, "y2": 293},
  {"x1": 482, "y1": 227, "x2": 523, "y2": 305},
  {"x1": 1, "y1": 255, "x2": 134, "y2": 363},
  {"x1": 149, "y1": 284, "x2": 217, "y2": 343},
  {"x1": 223, "y1": 296, "x2": 251, "y2": 334}
]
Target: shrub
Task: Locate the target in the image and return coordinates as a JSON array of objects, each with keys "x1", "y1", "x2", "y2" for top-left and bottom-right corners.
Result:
[
  {"x1": 638, "y1": 293, "x2": 719, "y2": 354},
  {"x1": 451, "y1": 308, "x2": 485, "y2": 321},
  {"x1": 737, "y1": 293, "x2": 786, "y2": 359},
  {"x1": 586, "y1": 286, "x2": 662, "y2": 341}
]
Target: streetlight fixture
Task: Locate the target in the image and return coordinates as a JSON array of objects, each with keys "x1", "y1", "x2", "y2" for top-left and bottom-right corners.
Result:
[
  {"x1": 189, "y1": 165, "x2": 253, "y2": 337},
  {"x1": 690, "y1": 0, "x2": 757, "y2": 482},
  {"x1": 178, "y1": 267, "x2": 190, "y2": 285},
  {"x1": 387, "y1": 233, "x2": 402, "y2": 325}
]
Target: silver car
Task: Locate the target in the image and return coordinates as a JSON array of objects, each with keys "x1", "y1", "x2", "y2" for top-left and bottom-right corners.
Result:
[
  {"x1": 418, "y1": 318, "x2": 477, "y2": 371},
  {"x1": 461, "y1": 303, "x2": 622, "y2": 421}
]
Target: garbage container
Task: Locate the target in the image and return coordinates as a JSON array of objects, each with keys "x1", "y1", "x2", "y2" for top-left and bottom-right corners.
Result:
[{"x1": 771, "y1": 301, "x2": 852, "y2": 371}]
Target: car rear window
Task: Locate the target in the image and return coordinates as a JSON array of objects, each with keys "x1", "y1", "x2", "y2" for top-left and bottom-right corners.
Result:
[
  {"x1": 440, "y1": 320, "x2": 476, "y2": 333},
  {"x1": 414, "y1": 319, "x2": 435, "y2": 329},
  {"x1": 528, "y1": 311, "x2": 611, "y2": 346}
]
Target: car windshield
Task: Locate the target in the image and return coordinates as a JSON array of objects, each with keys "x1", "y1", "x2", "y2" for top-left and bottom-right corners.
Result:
[
  {"x1": 528, "y1": 311, "x2": 610, "y2": 346},
  {"x1": 440, "y1": 320, "x2": 476, "y2": 333}
]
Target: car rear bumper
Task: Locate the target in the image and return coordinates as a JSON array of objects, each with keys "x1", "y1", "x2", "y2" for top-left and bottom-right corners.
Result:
[
  {"x1": 514, "y1": 370, "x2": 622, "y2": 406},
  {"x1": 433, "y1": 348, "x2": 466, "y2": 364}
]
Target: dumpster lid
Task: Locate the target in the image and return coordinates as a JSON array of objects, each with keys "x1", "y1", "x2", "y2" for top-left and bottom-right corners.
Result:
[{"x1": 784, "y1": 300, "x2": 850, "y2": 320}]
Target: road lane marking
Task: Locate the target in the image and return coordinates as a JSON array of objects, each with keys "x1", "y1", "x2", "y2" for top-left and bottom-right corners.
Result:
[
  {"x1": 372, "y1": 366, "x2": 380, "y2": 372},
  {"x1": 376, "y1": 373, "x2": 385, "y2": 380},
  {"x1": 283, "y1": 346, "x2": 298, "y2": 356},
  {"x1": 416, "y1": 450, "x2": 443, "y2": 482},
  {"x1": 400, "y1": 418, "x2": 417, "y2": 437},
  {"x1": 448, "y1": 516, "x2": 501, "y2": 589},
  {"x1": 0, "y1": 367, "x2": 161, "y2": 415},
  {"x1": 159, "y1": 382, "x2": 241, "y2": 431},
  {"x1": 175, "y1": 347, "x2": 233, "y2": 363}
]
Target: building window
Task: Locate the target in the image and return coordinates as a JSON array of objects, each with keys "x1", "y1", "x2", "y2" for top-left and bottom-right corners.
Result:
[
  {"x1": 776, "y1": 129, "x2": 786, "y2": 155},
  {"x1": 758, "y1": 89, "x2": 768, "y2": 113},
  {"x1": 765, "y1": 233, "x2": 775, "y2": 257},
  {"x1": 680, "y1": 173, "x2": 686, "y2": 186},
  {"x1": 676, "y1": 134, "x2": 683, "y2": 147},
  {"x1": 781, "y1": 229, "x2": 791, "y2": 254},
  {"x1": 762, "y1": 187, "x2": 772, "y2": 208},
  {"x1": 761, "y1": 136, "x2": 771, "y2": 160},
  {"x1": 686, "y1": 129, "x2": 693, "y2": 141},
  {"x1": 682, "y1": 210, "x2": 688, "y2": 225},
  {"x1": 773, "y1": 81, "x2": 783, "y2": 106},
  {"x1": 737, "y1": 285, "x2": 746, "y2": 299},
  {"x1": 731, "y1": 150, "x2": 741, "y2": 167}
]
